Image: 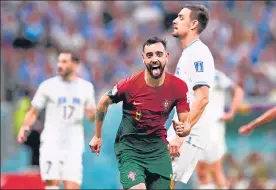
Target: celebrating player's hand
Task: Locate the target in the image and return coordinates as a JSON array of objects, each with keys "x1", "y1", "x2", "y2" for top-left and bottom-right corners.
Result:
[
  {"x1": 17, "y1": 126, "x2": 30, "y2": 143},
  {"x1": 89, "y1": 136, "x2": 102, "y2": 155},
  {"x1": 172, "y1": 120, "x2": 191, "y2": 137},
  {"x1": 168, "y1": 136, "x2": 184, "y2": 158},
  {"x1": 220, "y1": 111, "x2": 235, "y2": 122},
  {"x1": 239, "y1": 124, "x2": 254, "y2": 135}
]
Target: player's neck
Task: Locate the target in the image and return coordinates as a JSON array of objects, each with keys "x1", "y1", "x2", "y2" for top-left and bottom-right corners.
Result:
[
  {"x1": 180, "y1": 33, "x2": 200, "y2": 49},
  {"x1": 144, "y1": 70, "x2": 165, "y2": 87},
  {"x1": 62, "y1": 74, "x2": 77, "y2": 82}
]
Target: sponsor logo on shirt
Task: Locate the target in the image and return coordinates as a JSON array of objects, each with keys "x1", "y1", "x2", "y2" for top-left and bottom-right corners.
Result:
[{"x1": 133, "y1": 101, "x2": 142, "y2": 106}]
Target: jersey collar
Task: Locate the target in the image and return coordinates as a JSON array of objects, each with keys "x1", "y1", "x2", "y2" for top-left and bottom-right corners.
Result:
[{"x1": 184, "y1": 38, "x2": 200, "y2": 50}]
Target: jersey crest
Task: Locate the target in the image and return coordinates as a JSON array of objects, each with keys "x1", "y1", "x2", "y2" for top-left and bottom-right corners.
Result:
[
  {"x1": 163, "y1": 99, "x2": 170, "y2": 110},
  {"x1": 194, "y1": 61, "x2": 204, "y2": 72}
]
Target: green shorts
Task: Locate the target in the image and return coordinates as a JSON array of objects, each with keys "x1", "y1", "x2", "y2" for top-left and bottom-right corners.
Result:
[
  {"x1": 118, "y1": 160, "x2": 172, "y2": 189},
  {"x1": 115, "y1": 136, "x2": 173, "y2": 189}
]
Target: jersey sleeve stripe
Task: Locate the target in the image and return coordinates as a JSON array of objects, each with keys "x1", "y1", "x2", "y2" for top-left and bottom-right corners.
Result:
[{"x1": 192, "y1": 82, "x2": 210, "y2": 90}]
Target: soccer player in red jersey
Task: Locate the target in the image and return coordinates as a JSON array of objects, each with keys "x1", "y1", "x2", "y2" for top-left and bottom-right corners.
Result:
[{"x1": 89, "y1": 37, "x2": 190, "y2": 189}]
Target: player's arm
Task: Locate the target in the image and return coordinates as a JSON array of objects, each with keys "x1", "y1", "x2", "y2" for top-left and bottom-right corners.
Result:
[
  {"x1": 221, "y1": 84, "x2": 244, "y2": 122},
  {"x1": 187, "y1": 85, "x2": 209, "y2": 127},
  {"x1": 169, "y1": 82, "x2": 190, "y2": 156},
  {"x1": 173, "y1": 86, "x2": 209, "y2": 137},
  {"x1": 17, "y1": 106, "x2": 40, "y2": 143},
  {"x1": 89, "y1": 92, "x2": 114, "y2": 155},
  {"x1": 239, "y1": 106, "x2": 276, "y2": 135},
  {"x1": 185, "y1": 53, "x2": 214, "y2": 128},
  {"x1": 174, "y1": 52, "x2": 214, "y2": 137},
  {"x1": 17, "y1": 83, "x2": 47, "y2": 143},
  {"x1": 216, "y1": 70, "x2": 244, "y2": 122},
  {"x1": 94, "y1": 92, "x2": 113, "y2": 138},
  {"x1": 89, "y1": 81, "x2": 126, "y2": 155}
]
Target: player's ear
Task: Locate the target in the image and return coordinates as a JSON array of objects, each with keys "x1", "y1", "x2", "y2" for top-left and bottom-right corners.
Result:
[
  {"x1": 141, "y1": 53, "x2": 145, "y2": 59},
  {"x1": 166, "y1": 52, "x2": 170, "y2": 57},
  {"x1": 190, "y1": 20, "x2": 198, "y2": 31}
]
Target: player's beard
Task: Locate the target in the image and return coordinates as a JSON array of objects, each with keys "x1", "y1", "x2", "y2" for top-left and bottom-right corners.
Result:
[
  {"x1": 58, "y1": 68, "x2": 73, "y2": 79},
  {"x1": 145, "y1": 61, "x2": 166, "y2": 79}
]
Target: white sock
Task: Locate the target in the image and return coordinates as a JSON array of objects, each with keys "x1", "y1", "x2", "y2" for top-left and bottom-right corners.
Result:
[
  {"x1": 45, "y1": 186, "x2": 59, "y2": 190},
  {"x1": 199, "y1": 183, "x2": 216, "y2": 189}
]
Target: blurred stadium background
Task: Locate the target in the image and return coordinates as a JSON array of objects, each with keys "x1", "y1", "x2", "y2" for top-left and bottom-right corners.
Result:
[{"x1": 1, "y1": 1, "x2": 276, "y2": 189}]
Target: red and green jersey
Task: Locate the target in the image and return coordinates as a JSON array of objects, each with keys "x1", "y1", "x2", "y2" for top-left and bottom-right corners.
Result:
[
  {"x1": 108, "y1": 70, "x2": 189, "y2": 164},
  {"x1": 108, "y1": 69, "x2": 189, "y2": 140}
]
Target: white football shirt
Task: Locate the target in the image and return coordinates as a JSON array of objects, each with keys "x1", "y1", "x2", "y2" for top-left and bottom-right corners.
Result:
[
  {"x1": 169, "y1": 39, "x2": 215, "y2": 149},
  {"x1": 31, "y1": 76, "x2": 96, "y2": 152},
  {"x1": 208, "y1": 69, "x2": 234, "y2": 122}
]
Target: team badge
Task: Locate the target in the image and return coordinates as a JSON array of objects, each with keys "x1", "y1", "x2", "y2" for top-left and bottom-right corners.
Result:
[
  {"x1": 194, "y1": 61, "x2": 204, "y2": 72},
  {"x1": 128, "y1": 171, "x2": 136, "y2": 181},
  {"x1": 163, "y1": 100, "x2": 170, "y2": 110}
]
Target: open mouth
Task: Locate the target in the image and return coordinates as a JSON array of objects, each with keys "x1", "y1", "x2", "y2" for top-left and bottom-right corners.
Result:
[{"x1": 151, "y1": 65, "x2": 161, "y2": 77}]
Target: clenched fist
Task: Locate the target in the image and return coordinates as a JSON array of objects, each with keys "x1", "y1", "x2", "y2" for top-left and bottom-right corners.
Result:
[{"x1": 172, "y1": 120, "x2": 191, "y2": 137}]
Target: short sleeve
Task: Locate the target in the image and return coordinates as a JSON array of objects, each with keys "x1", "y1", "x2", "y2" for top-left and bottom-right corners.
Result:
[
  {"x1": 85, "y1": 83, "x2": 96, "y2": 108},
  {"x1": 215, "y1": 70, "x2": 234, "y2": 90},
  {"x1": 31, "y1": 82, "x2": 48, "y2": 110},
  {"x1": 107, "y1": 78, "x2": 129, "y2": 104},
  {"x1": 175, "y1": 81, "x2": 190, "y2": 113},
  {"x1": 189, "y1": 49, "x2": 215, "y2": 90}
]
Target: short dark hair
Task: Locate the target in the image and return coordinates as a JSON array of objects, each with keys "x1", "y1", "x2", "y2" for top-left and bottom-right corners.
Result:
[
  {"x1": 183, "y1": 4, "x2": 209, "y2": 34},
  {"x1": 60, "y1": 51, "x2": 79, "y2": 63},
  {"x1": 142, "y1": 37, "x2": 167, "y2": 52}
]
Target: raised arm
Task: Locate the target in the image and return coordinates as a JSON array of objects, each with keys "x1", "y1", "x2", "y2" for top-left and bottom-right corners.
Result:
[{"x1": 239, "y1": 106, "x2": 276, "y2": 135}]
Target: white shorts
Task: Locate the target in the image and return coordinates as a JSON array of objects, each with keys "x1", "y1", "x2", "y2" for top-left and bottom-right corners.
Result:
[
  {"x1": 171, "y1": 141, "x2": 203, "y2": 184},
  {"x1": 39, "y1": 144, "x2": 83, "y2": 185},
  {"x1": 200, "y1": 122, "x2": 227, "y2": 163}
]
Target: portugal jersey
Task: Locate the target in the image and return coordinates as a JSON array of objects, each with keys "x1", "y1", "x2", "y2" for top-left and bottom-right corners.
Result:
[
  {"x1": 31, "y1": 76, "x2": 96, "y2": 152},
  {"x1": 108, "y1": 70, "x2": 190, "y2": 155}
]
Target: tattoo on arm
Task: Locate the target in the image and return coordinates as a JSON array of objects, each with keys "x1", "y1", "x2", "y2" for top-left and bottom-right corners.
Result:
[{"x1": 96, "y1": 110, "x2": 105, "y2": 121}]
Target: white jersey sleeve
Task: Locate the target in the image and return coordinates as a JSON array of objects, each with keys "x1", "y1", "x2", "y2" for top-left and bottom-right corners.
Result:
[
  {"x1": 85, "y1": 83, "x2": 96, "y2": 109},
  {"x1": 31, "y1": 81, "x2": 48, "y2": 110},
  {"x1": 215, "y1": 70, "x2": 234, "y2": 90},
  {"x1": 188, "y1": 48, "x2": 214, "y2": 90}
]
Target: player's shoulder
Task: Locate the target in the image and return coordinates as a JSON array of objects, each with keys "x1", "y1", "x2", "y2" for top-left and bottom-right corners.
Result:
[
  {"x1": 187, "y1": 40, "x2": 212, "y2": 57},
  {"x1": 166, "y1": 72, "x2": 188, "y2": 87},
  {"x1": 119, "y1": 70, "x2": 144, "y2": 85},
  {"x1": 39, "y1": 76, "x2": 59, "y2": 88},
  {"x1": 77, "y1": 77, "x2": 95, "y2": 88}
]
